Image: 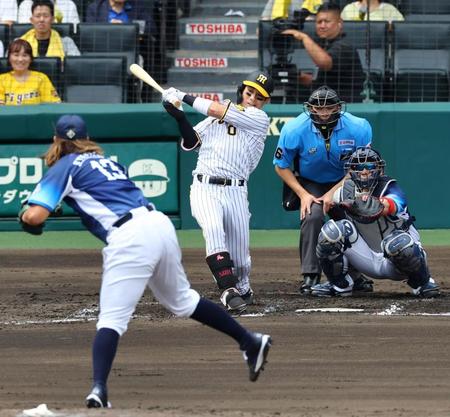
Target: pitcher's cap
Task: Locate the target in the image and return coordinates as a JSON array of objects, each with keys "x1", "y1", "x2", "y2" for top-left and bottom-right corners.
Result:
[{"x1": 55, "y1": 114, "x2": 87, "y2": 140}]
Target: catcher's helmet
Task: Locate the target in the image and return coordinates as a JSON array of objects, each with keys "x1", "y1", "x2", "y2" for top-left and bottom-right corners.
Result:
[
  {"x1": 237, "y1": 70, "x2": 273, "y2": 103},
  {"x1": 303, "y1": 85, "x2": 345, "y2": 131},
  {"x1": 345, "y1": 147, "x2": 386, "y2": 193}
]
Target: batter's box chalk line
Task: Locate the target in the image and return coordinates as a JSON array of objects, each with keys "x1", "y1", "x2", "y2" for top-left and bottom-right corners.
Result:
[{"x1": 295, "y1": 308, "x2": 365, "y2": 313}]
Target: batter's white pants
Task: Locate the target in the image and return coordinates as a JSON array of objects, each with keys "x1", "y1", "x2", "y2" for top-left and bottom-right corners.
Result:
[
  {"x1": 97, "y1": 207, "x2": 200, "y2": 336},
  {"x1": 190, "y1": 178, "x2": 252, "y2": 295}
]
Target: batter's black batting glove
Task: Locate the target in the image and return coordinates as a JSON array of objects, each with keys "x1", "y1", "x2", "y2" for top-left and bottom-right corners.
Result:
[
  {"x1": 17, "y1": 202, "x2": 45, "y2": 235},
  {"x1": 163, "y1": 100, "x2": 186, "y2": 121}
]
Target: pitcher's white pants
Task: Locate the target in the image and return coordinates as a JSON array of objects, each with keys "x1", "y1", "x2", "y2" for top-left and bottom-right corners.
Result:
[{"x1": 98, "y1": 208, "x2": 200, "y2": 335}]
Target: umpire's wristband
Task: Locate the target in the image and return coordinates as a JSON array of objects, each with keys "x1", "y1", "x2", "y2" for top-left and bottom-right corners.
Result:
[{"x1": 183, "y1": 95, "x2": 212, "y2": 116}]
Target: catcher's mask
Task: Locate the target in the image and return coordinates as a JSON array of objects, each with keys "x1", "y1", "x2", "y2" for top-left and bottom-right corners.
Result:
[
  {"x1": 345, "y1": 147, "x2": 386, "y2": 194},
  {"x1": 237, "y1": 70, "x2": 273, "y2": 104},
  {"x1": 303, "y1": 86, "x2": 345, "y2": 132}
]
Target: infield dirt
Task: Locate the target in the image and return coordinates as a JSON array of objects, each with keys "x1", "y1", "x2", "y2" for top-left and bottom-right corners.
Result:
[{"x1": 0, "y1": 248, "x2": 449, "y2": 417}]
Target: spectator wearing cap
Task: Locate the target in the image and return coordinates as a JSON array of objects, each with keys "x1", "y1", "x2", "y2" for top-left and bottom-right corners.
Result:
[
  {"x1": 18, "y1": 0, "x2": 80, "y2": 27},
  {"x1": 86, "y1": 0, "x2": 156, "y2": 35},
  {"x1": 0, "y1": 0, "x2": 18, "y2": 25},
  {"x1": 21, "y1": 0, "x2": 80, "y2": 60},
  {"x1": 0, "y1": 38, "x2": 61, "y2": 105}
]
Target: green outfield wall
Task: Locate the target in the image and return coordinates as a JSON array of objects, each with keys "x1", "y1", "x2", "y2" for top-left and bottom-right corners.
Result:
[{"x1": 0, "y1": 102, "x2": 448, "y2": 230}]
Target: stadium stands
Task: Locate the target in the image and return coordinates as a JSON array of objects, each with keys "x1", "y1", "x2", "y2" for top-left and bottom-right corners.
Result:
[
  {"x1": 63, "y1": 56, "x2": 127, "y2": 103},
  {"x1": 392, "y1": 22, "x2": 450, "y2": 101},
  {"x1": 258, "y1": 16, "x2": 450, "y2": 102}
]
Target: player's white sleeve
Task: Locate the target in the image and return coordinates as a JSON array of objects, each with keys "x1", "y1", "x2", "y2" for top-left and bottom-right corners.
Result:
[
  {"x1": 221, "y1": 104, "x2": 270, "y2": 136},
  {"x1": 194, "y1": 116, "x2": 216, "y2": 140}
]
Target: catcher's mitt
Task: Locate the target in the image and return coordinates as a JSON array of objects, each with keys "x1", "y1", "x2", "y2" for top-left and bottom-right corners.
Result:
[{"x1": 339, "y1": 196, "x2": 384, "y2": 224}]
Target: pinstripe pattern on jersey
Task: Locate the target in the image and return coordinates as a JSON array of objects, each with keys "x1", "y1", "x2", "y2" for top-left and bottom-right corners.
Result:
[
  {"x1": 190, "y1": 178, "x2": 252, "y2": 294},
  {"x1": 193, "y1": 104, "x2": 269, "y2": 180},
  {"x1": 189, "y1": 102, "x2": 269, "y2": 296}
]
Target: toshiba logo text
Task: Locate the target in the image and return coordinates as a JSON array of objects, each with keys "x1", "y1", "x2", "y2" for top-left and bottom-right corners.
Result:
[
  {"x1": 175, "y1": 57, "x2": 228, "y2": 68},
  {"x1": 186, "y1": 23, "x2": 247, "y2": 35}
]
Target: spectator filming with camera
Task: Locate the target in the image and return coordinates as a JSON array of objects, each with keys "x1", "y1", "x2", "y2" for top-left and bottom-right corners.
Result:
[{"x1": 282, "y1": 3, "x2": 364, "y2": 102}]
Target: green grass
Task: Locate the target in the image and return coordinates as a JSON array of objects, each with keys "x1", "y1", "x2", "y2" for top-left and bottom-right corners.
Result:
[{"x1": 0, "y1": 229, "x2": 449, "y2": 250}]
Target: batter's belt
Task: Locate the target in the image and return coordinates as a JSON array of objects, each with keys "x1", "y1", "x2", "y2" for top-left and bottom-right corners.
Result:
[{"x1": 196, "y1": 174, "x2": 245, "y2": 187}]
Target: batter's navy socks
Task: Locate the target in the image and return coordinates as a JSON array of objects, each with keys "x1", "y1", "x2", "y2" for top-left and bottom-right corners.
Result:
[
  {"x1": 92, "y1": 328, "x2": 119, "y2": 387},
  {"x1": 242, "y1": 333, "x2": 272, "y2": 382},
  {"x1": 86, "y1": 383, "x2": 111, "y2": 408}
]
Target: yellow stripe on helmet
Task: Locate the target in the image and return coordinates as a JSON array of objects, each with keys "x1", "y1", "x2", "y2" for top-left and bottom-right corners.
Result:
[{"x1": 243, "y1": 81, "x2": 270, "y2": 98}]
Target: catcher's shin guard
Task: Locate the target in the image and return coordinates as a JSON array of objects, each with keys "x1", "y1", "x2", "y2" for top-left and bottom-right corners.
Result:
[
  {"x1": 206, "y1": 251, "x2": 239, "y2": 290},
  {"x1": 381, "y1": 230, "x2": 430, "y2": 288},
  {"x1": 316, "y1": 219, "x2": 357, "y2": 285}
]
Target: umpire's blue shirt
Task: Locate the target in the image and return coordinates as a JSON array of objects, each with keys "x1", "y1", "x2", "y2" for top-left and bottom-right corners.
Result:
[{"x1": 273, "y1": 112, "x2": 372, "y2": 183}]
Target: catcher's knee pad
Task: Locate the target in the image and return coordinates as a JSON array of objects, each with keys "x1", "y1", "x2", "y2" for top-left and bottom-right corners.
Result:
[
  {"x1": 381, "y1": 230, "x2": 430, "y2": 287},
  {"x1": 206, "y1": 251, "x2": 239, "y2": 290},
  {"x1": 316, "y1": 219, "x2": 358, "y2": 261}
]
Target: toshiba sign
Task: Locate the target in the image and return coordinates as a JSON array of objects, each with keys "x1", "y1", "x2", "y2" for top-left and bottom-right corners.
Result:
[
  {"x1": 186, "y1": 23, "x2": 247, "y2": 35},
  {"x1": 188, "y1": 93, "x2": 224, "y2": 102},
  {"x1": 175, "y1": 57, "x2": 228, "y2": 68}
]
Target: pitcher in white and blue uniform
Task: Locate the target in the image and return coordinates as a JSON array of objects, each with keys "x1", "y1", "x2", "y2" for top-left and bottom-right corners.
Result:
[
  {"x1": 273, "y1": 86, "x2": 372, "y2": 294},
  {"x1": 19, "y1": 114, "x2": 272, "y2": 408}
]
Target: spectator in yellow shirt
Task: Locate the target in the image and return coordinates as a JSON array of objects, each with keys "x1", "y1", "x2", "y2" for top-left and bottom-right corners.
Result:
[
  {"x1": 341, "y1": 0, "x2": 404, "y2": 21},
  {"x1": 21, "y1": 0, "x2": 80, "y2": 60},
  {"x1": 0, "y1": 39, "x2": 61, "y2": 105}
]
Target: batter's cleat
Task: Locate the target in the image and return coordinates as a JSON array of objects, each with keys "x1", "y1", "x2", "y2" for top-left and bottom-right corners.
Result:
[
  {"x1": 243, "y1": 333, "x2": 272, "y2": 382},
  {"x1": 85, "y1": 384, "x2": 111, "y2": 408},
  {"x1": 410, "y1": 278, "x2": 440, "y2": 298},
  {"x1": 311, "y1": 275, "x2": 353, "y2": 297},
  {"x1": 241, "y1": 289, "x2": 255, "y2": 305},
  {"x1": 353, "y1": 274, "x2": 374, "y2": 293},
  {"x1": 220, "y1": 288, "x2": 247, "y2": 313},
  {"x1": 299, "y1": 274, "x2": 320, "y2": 294}
]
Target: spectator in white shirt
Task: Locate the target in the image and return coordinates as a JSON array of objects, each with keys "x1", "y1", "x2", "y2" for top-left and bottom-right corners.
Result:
[
  {"x1": 0, "y1": 0, "x2": 18, "y2": 25},
  {"x1": 18, "y1": 0, "x2": 80, "y2": 27}
]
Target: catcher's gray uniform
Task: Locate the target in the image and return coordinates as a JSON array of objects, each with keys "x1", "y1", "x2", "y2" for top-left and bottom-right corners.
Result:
[{"x1": 312, "y1": 147, "x2": 439, "y2": 298}]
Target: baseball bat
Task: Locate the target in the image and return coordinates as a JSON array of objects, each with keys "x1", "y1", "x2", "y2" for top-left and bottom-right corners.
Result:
[{"x1": 129, "y1": 64, "x2": 181, "y2": 107}]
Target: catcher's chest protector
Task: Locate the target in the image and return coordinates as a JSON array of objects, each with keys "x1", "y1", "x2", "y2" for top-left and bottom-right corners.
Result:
[{"x1": 341, "y1": 176, "x2": 411, "y2": 251}]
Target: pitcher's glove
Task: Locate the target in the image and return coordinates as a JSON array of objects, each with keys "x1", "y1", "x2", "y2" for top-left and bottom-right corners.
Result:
[{"x1": 339, "y1": 196, "x2": 384, "y2": 224}]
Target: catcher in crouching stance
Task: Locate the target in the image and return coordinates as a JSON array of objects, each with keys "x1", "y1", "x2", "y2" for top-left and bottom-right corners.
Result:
[{"x1": 310, "y1": 147, "x2": 440, "y2": 298}]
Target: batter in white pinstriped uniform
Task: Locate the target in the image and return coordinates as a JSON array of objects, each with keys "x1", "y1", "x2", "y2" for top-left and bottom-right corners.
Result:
[{"x1": 162, "y1": 71, "x2": 274, "y2": 313}]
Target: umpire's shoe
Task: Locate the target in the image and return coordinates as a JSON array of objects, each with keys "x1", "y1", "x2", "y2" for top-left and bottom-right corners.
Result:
[
  {"x1": 299, "y1": 274, "x2": 320, "y2": 294},
  {"x1": 243, "y1": 333, "x2": 272, "y2": 382},
  {"x1": 86, "y1": 383, "x2": 111, "y2": 408},
  {"x1": 220, "y1": 288, "x2": 247, "y2": 313}
]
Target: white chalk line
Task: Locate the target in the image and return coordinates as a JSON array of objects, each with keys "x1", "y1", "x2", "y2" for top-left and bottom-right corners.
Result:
[{"x1": 2, "y1": 304, "x2": 450, "y2": 327}]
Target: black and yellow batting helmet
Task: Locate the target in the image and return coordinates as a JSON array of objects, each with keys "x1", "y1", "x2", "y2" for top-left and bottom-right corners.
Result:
[{"x1": 237, "y1": 70, "x2": 274, "y2": 103}]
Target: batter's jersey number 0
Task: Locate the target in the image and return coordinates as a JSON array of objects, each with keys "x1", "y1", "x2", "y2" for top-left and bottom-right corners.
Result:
[{"x1": 218, "y1": 119, "x2": 237, "y2": 136}]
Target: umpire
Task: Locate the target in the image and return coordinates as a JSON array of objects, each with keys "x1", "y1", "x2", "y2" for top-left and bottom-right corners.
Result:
[{"x1": 273, "y1": 85, "x2": 372, "y2": 293}]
